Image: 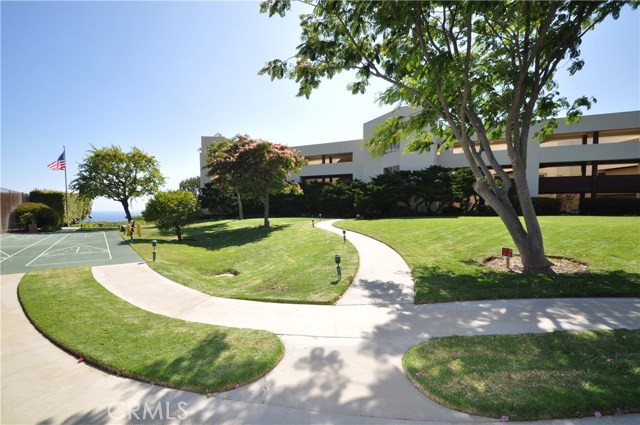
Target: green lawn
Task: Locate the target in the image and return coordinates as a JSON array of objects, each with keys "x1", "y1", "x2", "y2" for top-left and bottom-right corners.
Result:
[
  {"x1": 337, "y1": 216, "x2": 640, "y2": 303},
  {"x1": 404, "y1": 329, "x2": 640, "y2": 420},
  {"x1": 19, "y1": 268, "x2": 284, "y2": 394},
  {"x1": 130, "y1": 218, "x2": 358, "y2": 304}
]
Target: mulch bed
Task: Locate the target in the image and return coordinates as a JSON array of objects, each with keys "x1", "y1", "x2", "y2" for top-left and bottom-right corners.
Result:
[{"x1": 484, "y1": 256, "x2": 588, "y2": 274}]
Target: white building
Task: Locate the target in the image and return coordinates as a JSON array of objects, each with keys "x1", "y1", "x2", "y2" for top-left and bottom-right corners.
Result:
[{"x1": 201, "y1": 108, "x2": 640, "y2": 199}]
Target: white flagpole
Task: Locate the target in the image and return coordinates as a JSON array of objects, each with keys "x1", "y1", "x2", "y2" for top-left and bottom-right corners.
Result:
[{"x1": 64, "y1": 146, "x2": 69, "y2": 226}]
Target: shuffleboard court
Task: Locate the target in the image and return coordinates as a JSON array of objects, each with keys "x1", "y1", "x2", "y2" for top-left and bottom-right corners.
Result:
[{"x1": 0, "y1": 230, "x2": 143, "y2": 275}]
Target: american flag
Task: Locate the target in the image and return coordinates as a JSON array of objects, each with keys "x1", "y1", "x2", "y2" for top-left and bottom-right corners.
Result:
[{"x1": 48, "y1": 151, "x2": 66, "y2": 171}]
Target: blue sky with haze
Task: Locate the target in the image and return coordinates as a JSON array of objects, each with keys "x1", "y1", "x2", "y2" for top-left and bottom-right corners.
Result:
[{"x1": 2, "y1": 1, "x2": 638, "y2": 212}]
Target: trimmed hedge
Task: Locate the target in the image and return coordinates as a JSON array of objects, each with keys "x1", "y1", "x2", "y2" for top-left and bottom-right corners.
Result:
[
  {"x1": 29, "y1": 190, "x2": 65, "y2": 225},
  {"x1": 13, "y1": 202, "x2": 60, "y2": 230},
  {"x1": 580, "y1": 198, "x2": 640, "y2": 216}
]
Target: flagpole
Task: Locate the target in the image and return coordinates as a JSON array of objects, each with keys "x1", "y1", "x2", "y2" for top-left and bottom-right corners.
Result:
[{"x1": 64, "y1": 146, "x2": 69, "y2": 226}]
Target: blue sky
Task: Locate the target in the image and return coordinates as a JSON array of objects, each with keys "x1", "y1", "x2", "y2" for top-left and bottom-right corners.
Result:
[{"x1": 2, "y1": 1, "x2": 638, "y2": 212}]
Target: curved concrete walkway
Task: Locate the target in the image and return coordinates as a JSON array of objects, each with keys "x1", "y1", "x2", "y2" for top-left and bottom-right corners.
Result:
[{"x1": 2, "y1": 220, "x2": 640, "y2": 424}]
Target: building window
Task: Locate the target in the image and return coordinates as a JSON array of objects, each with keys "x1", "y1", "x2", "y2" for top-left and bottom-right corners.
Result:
[
  {"x1": 304, "y1": 152, "x2": 353, "y2": 165},
  {"x1": 383, "y1": 165, "x2": 400, "y2": 174},
  {"x1": 301, "y1": 174, "x2": 353, "y2": 184}
]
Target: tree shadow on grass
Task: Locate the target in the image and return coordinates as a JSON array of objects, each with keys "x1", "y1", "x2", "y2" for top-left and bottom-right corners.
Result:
[
  {"x1": 414, "y1": 265, "x2": 640, "y2": 304},
  {"x1": 136, "y1": 221, "x2": 289, "y2": 251}
]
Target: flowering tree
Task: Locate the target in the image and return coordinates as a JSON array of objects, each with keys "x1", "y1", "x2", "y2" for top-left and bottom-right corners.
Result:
[{"x1": 206, "y1": 135, "x2": 307, "y2": 228}]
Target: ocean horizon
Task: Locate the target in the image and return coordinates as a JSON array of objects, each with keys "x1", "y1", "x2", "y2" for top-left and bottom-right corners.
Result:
[{"x1": 86, "y1": 210, "x2": 143, "y2": 222}]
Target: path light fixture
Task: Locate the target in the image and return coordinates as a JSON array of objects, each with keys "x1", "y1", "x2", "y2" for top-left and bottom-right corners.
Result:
[
  {"x1": 334, "y1": 254, "x2": 341, "y2": 280},
  {"x1": 312, "y1": 219, "x2": 315, "y2": 228},
  {"x1": 343, "y1": 229, "x2": 346, "y2": 243},
  {"x1": 152, "y1": 240, "x2": 157, "y2": 262},
  {"x1": 319, "y1": 214, "x2": 322, "y2": 222}
]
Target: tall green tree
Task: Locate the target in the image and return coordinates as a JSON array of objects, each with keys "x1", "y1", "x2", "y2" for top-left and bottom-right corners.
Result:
[
  {"x1": 260, "y1": 0, "x2": 631, "y2": 273},
  {"x1": 178, "y1": 177, "x2": 202, "y2": 198},
  {"x1": 143, "y1": 190, "x2": 200, "y2": 242},
  {"x1": 206, "y1": 135, "x2": 307, "y2": 228},
  {"x1": 71, "y1": 145, "x2": 165, "y2": 222}
]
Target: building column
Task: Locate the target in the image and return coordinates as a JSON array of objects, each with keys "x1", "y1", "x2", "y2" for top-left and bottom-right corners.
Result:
[
  {"x1": 591, "y1": 131, "x2": 599, "y2": 199},
  {"x1": 526, "y1": 135, "x2": 541, "y2": 196},
  {"x1": 580, "y1": 134, "x2": 588, "y2": 202}
]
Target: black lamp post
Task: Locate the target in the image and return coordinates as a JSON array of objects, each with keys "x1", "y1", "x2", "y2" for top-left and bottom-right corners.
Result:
[
  {"x1": 152, "y1": 240, "x2": 157, "y2": 262},
  {"x1": 334, "y1": 254, "x2": 342, "y2": 280}
]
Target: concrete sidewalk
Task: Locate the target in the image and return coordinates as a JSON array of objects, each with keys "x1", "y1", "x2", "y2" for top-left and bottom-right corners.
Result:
[{"x1": 2, "y1": 220, "x2": 640, "y2": 424}]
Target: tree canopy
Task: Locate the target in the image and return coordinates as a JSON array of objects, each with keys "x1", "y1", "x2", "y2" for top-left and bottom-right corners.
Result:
[
  {"x1": 206, "y1": 135, "x2": 307, "y2": 228},
  {"x1": 259, "y1": 0, "x2": 632, "y2": 273},
  {"x1": 70, "y1": 145, "x2": 165, "y2": 222},
  {"x1": 179, "y1": 177, "x2": 202, "y2": 198},
  {"x1": 143, "y1": 190, "x2": 200, "y2": 242}
]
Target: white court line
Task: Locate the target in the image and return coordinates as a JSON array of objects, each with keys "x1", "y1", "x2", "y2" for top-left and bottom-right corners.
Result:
[
  {"x1": 28, "y1": 258, "x2": 117, "y2": 267},
  {"x1": 103, "y1": 232, "x2": 112, "y2": 260},
  {"x1": 25, "y1": 234, "x2": 71, "y2": 267},
  {"x1": 0, "y1": 233, "x2": 57, "y2": 263}
]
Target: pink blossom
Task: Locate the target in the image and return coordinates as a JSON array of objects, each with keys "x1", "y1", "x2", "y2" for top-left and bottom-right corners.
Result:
[
  {"x1": 501, "y1": 415, "x2": 509, "y2": 422},
  {"x1": 594, "y1": 411, "x2": 602, "y2": 418}
]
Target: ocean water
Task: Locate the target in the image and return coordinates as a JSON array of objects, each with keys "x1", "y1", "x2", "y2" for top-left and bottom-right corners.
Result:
[{"x1": 87, "y1": 210, "x2": 142, "y2": 222}]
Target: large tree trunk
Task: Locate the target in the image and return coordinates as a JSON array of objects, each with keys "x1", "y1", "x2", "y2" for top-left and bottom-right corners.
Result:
[
  {"x1": 176, "y1": 226, "x2": 182, "y2": 242},
  {"x1": 474, "y1": 179, "x2": 553, "y2": 275},
  {"x1": 263, "y1": 194, "x2": 270, "y2": 229},
  {"x1": 120, "y1": 199, "x2": 132, "y2": 222},
  {"x1": 234, "y1": 188, "x2": 244, "y2": 220}
]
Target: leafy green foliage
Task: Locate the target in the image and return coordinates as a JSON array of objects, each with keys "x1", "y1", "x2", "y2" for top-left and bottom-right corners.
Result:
[
  {"x1": 29, "y1": 190, "x2": 64, "y2": 224},
  {"x1": 13, "y1": 202, "x2": 59, "y2": 230},
  {"x1": 143, "y1": 190, "x2": 200, "y2": 242},
  {"x1": 260, "y1": 0, "x2": 633, "y2": 272},
  {"x1": 28, "y1": 189, "x2": 92, "y2": 224},
  {"x1": 70, "y1": 145, "x2": 165, "y2": 221},
  {"x1": 178, "y1": 176, "x2": 202, "y2": 198}
]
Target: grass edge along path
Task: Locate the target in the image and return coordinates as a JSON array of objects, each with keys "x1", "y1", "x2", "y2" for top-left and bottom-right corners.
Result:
[
  {"x1": 336, "y1": 216, "x2": 640, "y2": 303},
  {"x1": 130, "y1": 218, "x2": 358, "y2": 305},
  {"x1": 404, "y1": 329, "x2": 640, "y2": 421},
  {"x1": 18, "y1": 268, "x2": 284, "y2": 395}
]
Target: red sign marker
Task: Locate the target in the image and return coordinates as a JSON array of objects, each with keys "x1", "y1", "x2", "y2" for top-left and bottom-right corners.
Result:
[{"x1": 501, "y1": 247, "x2": 513, "y2": 258}]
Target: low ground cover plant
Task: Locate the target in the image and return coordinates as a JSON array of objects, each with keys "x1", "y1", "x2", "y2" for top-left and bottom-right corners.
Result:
[
  {"x1": 404, "y1": 329, "x2": 640, "y2": 420},
  {"x1": 19, "y1": 268, "x2": 283, "y2": 394},
  {"x1": 337, "y1": 216, "x2": 640, "y2": 303},
  {"x1": 130, "y1": 217, "x2": 358, "y2": 304}
]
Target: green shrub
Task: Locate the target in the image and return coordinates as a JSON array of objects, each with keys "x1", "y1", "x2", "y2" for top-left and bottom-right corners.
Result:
[
  {"x1": 13, "y1": 202, "x2": 60, "y2": 230},
  {"x1": 531, "y1": 197, "x2": 561, "y2": 215},
  {"x1": 29, "y1": 190, "x2": 65, "y2": 225},
  {"x1": 580, "y1": 198, "x2": 640, "y2": 215}
]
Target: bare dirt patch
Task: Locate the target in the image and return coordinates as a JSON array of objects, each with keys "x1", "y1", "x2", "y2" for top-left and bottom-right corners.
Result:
[{"x1": 484, "y1": 256, "x2": 587, "y2": 274}]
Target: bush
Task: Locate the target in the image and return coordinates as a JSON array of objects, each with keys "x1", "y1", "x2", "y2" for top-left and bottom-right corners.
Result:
[
  {"x1": 13, "y1": 202, "x2": 60, "y2": 230},
  {"x1": 29, "y1": 190, "x2": 65, "y2": 225},
  {"x1": 531, "y1": 197, "x2": 561, "y2": 215},
  {"x1": 143, "y1": 190, "x2": 200, "y2": 241},
  {"x1": 580, "y1": 198, "x2": 640, "y2": 216}
]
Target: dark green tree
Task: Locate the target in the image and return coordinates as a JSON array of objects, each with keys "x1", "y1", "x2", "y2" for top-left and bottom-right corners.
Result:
[
  {"x1": 143, "y1": 190, "x2": 200, "y2": 242},
  {"x1": 71, "y1": 145, "x2": 165, "y2": 222},
  {"x1": 178, "y1": 177, "x2": 202, "y2": 198},
  {"x1": 260, "y1": 0, "x2": 631, "y2": 273}
]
